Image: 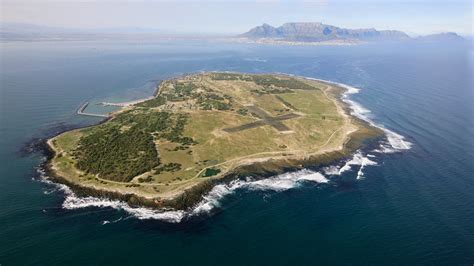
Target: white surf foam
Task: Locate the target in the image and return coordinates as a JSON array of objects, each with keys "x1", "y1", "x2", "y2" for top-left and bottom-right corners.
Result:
[
  {"x1": 338, "y1": 151, "x2": 377, "y2": 174},
  {"x1": 242, "y1": 170, "x2": 329, "y2": 191},
  {"x1": 383, "y1": 130, "x2": 412, "y2": 150},
  {"x1": 321, "y1": 151, "x2": 377, "y2": 179},
  {"x1": 37, "y1": 168, "x2": 187, "y2": 223},
  {"x1": 63, "y1": 193, "x2": 187, "y2": 223},
  {"x1": 102, "y1": 218, "x2": 124, "y2": 225},
  {"x1": 322, "y1": 165, "x2": 340, "y2": 175},
  {"x1": 60, "y1": 191, "x2": 187, "y2": 223},
  {"x1": 298, "y1": 172, "x2": 329, "y2": 183},
  {"x1": 191, "y1": 183, "x2": 234, "y2": 215}
]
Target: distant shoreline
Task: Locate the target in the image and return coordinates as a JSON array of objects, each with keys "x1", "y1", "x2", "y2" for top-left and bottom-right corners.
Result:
[{"x1": 225, "y1": 37, "x2": 362, "y2": 46}]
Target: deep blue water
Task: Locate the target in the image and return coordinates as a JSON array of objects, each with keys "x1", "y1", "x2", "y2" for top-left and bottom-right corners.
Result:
[{"x1": 0, "y1": 40, "x2": 473, "y2": 265}]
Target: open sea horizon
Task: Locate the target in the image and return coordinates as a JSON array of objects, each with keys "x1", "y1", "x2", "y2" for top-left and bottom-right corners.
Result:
[{"x1": 0, "y1": 40, "x2": 473, "y2": 265}]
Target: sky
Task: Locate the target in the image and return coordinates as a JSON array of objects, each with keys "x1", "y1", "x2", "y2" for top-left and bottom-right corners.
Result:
[{"x1": 1, "y1": 0, "x2": 472, "y2": 36}]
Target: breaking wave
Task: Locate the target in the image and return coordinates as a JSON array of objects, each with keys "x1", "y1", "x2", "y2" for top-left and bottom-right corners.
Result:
[{"x1": 322, "y1": 151, "x2": 378, "y2": 179}]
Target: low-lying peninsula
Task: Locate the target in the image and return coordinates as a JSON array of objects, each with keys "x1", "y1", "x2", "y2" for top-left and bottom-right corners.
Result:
[{"x1": 47, "y1": 72, "x2": 382, "y2": 209}]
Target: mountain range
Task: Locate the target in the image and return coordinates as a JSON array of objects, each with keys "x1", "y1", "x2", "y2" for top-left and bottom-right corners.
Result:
[
  {"x1": 240, "y1": 22, "x2": 466, "y2": 43},
  {"x1": 0, "y1": 22, "x2": 467, "y2": 43}
]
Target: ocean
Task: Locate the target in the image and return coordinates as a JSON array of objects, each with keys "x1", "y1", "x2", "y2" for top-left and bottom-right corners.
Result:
[{"x1": 0, "y1": 40, "x2": 473, "y2": 265}]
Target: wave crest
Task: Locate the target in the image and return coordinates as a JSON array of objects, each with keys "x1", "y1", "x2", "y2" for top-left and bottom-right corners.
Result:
[{"x1": 322, "y1": 151, "x2": 377, "y2": 179}]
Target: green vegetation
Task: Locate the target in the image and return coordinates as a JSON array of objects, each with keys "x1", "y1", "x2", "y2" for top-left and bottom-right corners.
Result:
[
  {"x1": 138, "y1": 176, "x2": 154, "y2": 183},
  {"x1": 73, "y1": 110, "x2": 195, "y2": 182},
  {"x1": 74, "y1": 124, "x2": 160, "y2": 182},
  {"x1": 202, "y1": 167, "x2": 221, "y2": 177},
  {"x1": 251, "y1": 87, "x2": 293, "y2": 95},
  {"x1": 173, "y1": 82, "x2": 196, "y2": 96},
  {"x1": 161, "y1": 81, "x2": 198, "y2": 101},
  {"x1": 135, "y1": 95, "x2": 166, "y2": 108},
  {"x1": 211, "y1": 72, "x2": 316, "y2": 92},
  {"x1": 210, "y1": 72, "x2": 252, "y2": 81},
  {"x1": 237, "y1": 108, "x2": 249, "y2": 116},
  {"x1": 199, "y1": 99, "x2": 231, "y2": 110},
  {"x1": 197, "y1": 93, "x2": 232, "y2": 110},
  {"x1": 251, "y1": 75, "x2": 316, "y2": 91},
  {"x1": 154, "y1": 162, "x2": 182, "y2": 174}
]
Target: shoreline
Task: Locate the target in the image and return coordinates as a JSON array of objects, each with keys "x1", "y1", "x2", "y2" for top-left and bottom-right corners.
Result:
[
  {"x1": 98, "y1": 80, "x2": 163, "y2": 107},
  {"x1": 221, "y1": 37, "x2": 363, "y2": 46},
  {"x1": 43, "y1": 73, "x2": 385, "y2": 211},
  {"x1": 77, "y1": 80, "x2": 164, "y2": 118}
]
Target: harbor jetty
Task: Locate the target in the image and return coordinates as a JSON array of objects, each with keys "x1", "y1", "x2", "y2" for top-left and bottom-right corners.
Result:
[
  {"x1": 77, "y1": 102, "x2": 109, "y2": 118},
  {"x1": 99, "y1": 96, "x2": 154, "y2": 107}
]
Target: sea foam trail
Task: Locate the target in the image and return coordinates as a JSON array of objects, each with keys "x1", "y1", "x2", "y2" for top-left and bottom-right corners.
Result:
[
  {"x1": 340, "y1": 151, "x2": 378, "y2": 179},
  {"x1": 322, "y1": 151, "x2": 378, "y2": 179}
]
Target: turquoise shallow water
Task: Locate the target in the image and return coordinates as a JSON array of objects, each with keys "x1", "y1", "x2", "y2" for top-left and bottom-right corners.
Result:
[{"x1": 0, "y1": 40, "x2": 473, "y2": 265}]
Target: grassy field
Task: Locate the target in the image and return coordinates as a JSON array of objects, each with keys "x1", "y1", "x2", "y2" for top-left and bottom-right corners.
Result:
[{"x1": 49, "y1": 72, "x2": 360, "y2": 199}]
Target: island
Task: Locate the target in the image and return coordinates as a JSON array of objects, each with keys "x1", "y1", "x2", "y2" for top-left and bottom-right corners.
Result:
[{"x1": 46, "y1": 72, "x2": 383, "y2": 210}]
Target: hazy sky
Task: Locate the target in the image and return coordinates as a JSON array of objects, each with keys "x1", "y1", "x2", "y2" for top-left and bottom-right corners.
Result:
[{"x1": 1, "y1": 0, "x2": 472, "y2": 35}]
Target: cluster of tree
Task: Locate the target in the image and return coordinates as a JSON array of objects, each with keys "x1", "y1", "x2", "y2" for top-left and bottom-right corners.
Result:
[
  {"x1": 113, "y1": 110, "x2": 173, "y2": 133},
  {"x1": 237, "y1": 108, "x2": 249, "y2": 116},
  {"x1": 154, "y1": 162, "x2": 182, "y2": 175},
  {"x1": 211, "y1": 73, "x2": 316, "y2": 92},
  {"x1": 210, "y1": 73, "x2": 252, "y2": 81},
  {"x1": 196, "y1": 93, "x2": 232, "y2": 111},
  {"x1": 199, "y1": 100, "x2": 231, "y2": 111},
  {"x1": 138, "y1": 176, "x2": 153, "y2": 183},
  {"x1": 250, "y1": 87, "x2": 293, "y2": 95},
  {"x1": 74, "y1": 124, "x2": 160, "y2": 182},
  {"x1": 135, "y1": 95, "x2": 166, "y2": 108},
  {"x1": 74, "y1": 110, "x2": 196, "y2": 182},
  {"x1": 173, "y1": 82, "x2": 196, "y2": 96},
  {"x1": 158, "y1": 114, "x2": 198, "y2": 146},
  {"x1": 251, "y1": 75, "x2": 316, "y2": 91},
  {"x1": 160, "y1": 81, "x2": 198, "y2": 102}
]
